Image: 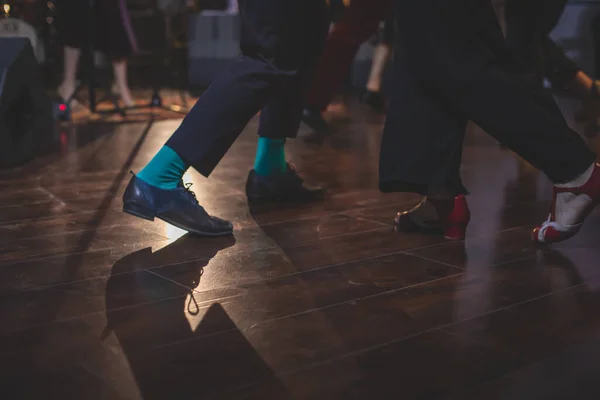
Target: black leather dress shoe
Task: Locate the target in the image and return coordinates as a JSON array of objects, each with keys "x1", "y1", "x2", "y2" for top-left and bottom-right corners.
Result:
[
  {"x1": 245, "y1": 165, "x2": 326, "y2": 205},
  {"x1": 122, "y1": 174, "x2": 233, "y2": 236},
  {"x1": 301, "y1": 107, "x2": 333, "y2": 135}
]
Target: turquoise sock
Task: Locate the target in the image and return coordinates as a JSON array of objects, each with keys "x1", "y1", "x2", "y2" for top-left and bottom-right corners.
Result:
[
  {"x1": 253, "y1": 138, "x2": 287, "y2": 176},
  {"x1": 137, "y1": 145, "x2": 188, "y2": 190}
]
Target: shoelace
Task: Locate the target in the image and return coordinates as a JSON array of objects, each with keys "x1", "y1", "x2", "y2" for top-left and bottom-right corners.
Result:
[{"x1": 183, "y1": 182, "x2": 199, "y2": 204}]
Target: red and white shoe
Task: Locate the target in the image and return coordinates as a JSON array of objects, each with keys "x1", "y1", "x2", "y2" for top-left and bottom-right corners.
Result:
[
  {"x1": 395, "y1": 194, "x2": 470, "y2": 240},
  {"x1": 532, "y1": 163, "x2": 600, "y2": 244}
]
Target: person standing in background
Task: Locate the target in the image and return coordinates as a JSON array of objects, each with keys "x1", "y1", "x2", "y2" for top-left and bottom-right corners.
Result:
[{"x1": 55, "y1": 0, "x2": 138, "y2": 107}]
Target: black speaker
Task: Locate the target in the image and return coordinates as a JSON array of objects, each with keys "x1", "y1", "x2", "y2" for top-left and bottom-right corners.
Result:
[{"x1": 0, "y1": 37, "x2": 53, "y2": 167}]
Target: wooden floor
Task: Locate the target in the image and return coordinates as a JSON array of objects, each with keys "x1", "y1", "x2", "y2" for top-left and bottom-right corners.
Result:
[{"x1": 2, "y1": 96, "x2": 600, "y2": 399}]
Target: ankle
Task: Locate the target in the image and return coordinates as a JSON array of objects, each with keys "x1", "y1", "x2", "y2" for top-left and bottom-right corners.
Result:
[
  {"x1": 426, "y1": 188, "x2": 455, "y2": 201},
  {"x1": 137, "y1": 146, "x2": 188, "y2": 190},
  {"x1": 58, "y1": 82, "x2": 75, "y2": 101},
  {"x1": 366, "y1": 83, "x2": 381, "y2": 93},
  {"x1": 254, "y1": 138, "x2": 287, "y2": 176}
]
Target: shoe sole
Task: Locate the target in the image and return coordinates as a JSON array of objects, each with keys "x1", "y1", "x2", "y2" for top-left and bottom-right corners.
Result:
[{"x1": 123, "y1": 204, "x2": 233, "y2": 237}]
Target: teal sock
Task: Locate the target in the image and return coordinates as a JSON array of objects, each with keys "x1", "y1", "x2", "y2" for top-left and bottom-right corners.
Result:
[
  {"x1": 253, "y1": 138, "x2": 287, "y2": 176},
  {"x1": 137, "y1": 145, "x2": 188, "y2": 190}
]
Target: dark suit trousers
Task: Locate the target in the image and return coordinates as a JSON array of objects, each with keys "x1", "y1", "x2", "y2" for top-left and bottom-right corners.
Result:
[
  {"x1": 166, "y1": 0, "x2": 329, "y2": 177},
  {"x1": 304, "y1": 0, "x2": 393, "y2": 111},
  {"x1": 379, "y1": 0, "x2": 595, "y2": 196}
]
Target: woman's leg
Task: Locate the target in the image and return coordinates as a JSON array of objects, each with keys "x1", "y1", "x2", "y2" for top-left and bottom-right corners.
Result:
[
  {"x1": 58, "y1": 46, "x2": 81, "y2": 101},
  {"x1": 96, "y1": 0, "x2": 138, "y2": 107},
  {"x1": 112, "y1": 59, "x2": 135, "y2": 107},
  {"x1": 55, "y1": 0, "x2": 86, "y2": 101},
  {"x1": 366, "y1": 13, "x2": 395, "y2": 94},
  {"x1": 366, "y1": 43, "x2": 393, "y2": 94},
  {"x1": 380, "y1": 29, "x2": 470, "y2": 239}
]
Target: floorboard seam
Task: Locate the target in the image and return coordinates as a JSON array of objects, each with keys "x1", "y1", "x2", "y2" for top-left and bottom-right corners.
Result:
[
  {"x1": 282, "y1": 282, "x2": 584, "y2": 376},
  {"x1": 0, "y1": 224, "x2": 392, "y2": 267},
  {"x1": 398, "y1": 251, "x2": 466, "y2": 271},
  {"x1": 150, "y1": 272, "x2": 467, "y2": 352},
  {"x1": 216, "y1": 281, "x2": 588, "y2": 396}
]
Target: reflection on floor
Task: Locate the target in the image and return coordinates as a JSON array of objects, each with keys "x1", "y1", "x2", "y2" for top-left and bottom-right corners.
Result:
[{"x1": 1, "y1": 96, "x2": 600, "y2": 399}]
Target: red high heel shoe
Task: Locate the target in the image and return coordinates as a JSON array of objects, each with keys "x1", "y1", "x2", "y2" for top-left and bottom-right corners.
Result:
[
  {"x1": 395, "y1": 194, "x2": 470, "y2": 240},
  {"x1": 532, "y1": 163, "x2": 600, "y2": 244}
]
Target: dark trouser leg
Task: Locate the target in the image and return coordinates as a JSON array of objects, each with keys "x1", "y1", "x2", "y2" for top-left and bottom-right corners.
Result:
[
  {"x1": 542, "y1": 37, "x2": 581, "y2": 87},
  {"x1": 505, "y1": 0, "x2": 570, "y2": 84},
  {"x1": 258, "y1": 83, "x2": 304, "y2": 140},
  {"x1": 505, "y1": 0, "x2": 545, "y2": 81},
  {"x1": 379, "y1": 32, "x2": 467, "y2": 196},
  {"x1": 258, "y1": 12, "x2": 330, "y2": 139},
  {"x1": 304, "y1": 0, "x2": 392, "y2": 110},
  {"x1": 166, "y1": 0, "x2": 328, "y2": 177},
  {"x1": 395, "y1": 0, "x2": 595, "y2": 184},
  {"x1": 166, "y1": 57, "x2": 280, "y2": 176}
]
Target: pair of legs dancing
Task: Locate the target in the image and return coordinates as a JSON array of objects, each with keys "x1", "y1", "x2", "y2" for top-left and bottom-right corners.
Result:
[
  {"x1": 381, "y1": 0, "x2": 599, "y2": 244},
  {"x1": 123, "y1": 0, "x2": 330, "y2": 236},
  {"x1": 127, "y1": 0, "x2": 599, "y2": 245}
]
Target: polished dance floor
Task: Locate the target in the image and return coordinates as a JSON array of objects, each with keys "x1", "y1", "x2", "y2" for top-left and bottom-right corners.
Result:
[{"x1": 1, "y1": 97, "x2": 600, "y2": 399}]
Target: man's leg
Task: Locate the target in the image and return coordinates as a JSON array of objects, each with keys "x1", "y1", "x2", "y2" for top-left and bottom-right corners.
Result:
[
  {"x1": 247, "y1": 2, "x2": 331, "y2": 204},
  {"x1": 302, "y1": 0, "x2": 392, "y2": 132},
  {"x1": 123, "y1": 0, "x2": 325, "y2": 236},
  {"x1": 246, "y1": 81, "x2": 328, "y2": 204},
  {"x1": 395, "y1": 0, "x2": 598, "y2": 244}
]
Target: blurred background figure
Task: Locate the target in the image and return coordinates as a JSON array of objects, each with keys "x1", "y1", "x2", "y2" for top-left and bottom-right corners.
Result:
[
  {"x1": 361, "y1": 12, "x2": 395, "y2": 113},
  {"x1": 301, "y1": 0, "x2": 392, "y2": 134},
  {"x1": 55, "y1": 0, "x2": 139, "y2": 107},
  {"x1": 504, "y1": 0, "x2": 600, "y2": 127}
]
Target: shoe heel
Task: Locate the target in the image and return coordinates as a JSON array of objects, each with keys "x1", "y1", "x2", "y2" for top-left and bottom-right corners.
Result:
[
  {"x1": 443, "y1": 224, "x2": 467, "y2": 240},
  {"x1": 443, "y1": 195, "x2": 470, "y2": 240},
  {"x1": 123, "y1": 202, "x2": 156, "y2": 221}
]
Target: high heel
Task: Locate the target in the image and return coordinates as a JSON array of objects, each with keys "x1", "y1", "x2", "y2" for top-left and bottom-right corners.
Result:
[
  {"x1": 395, "y1": 194, "x2": 470, "y2": 240},
  {"x1": 532, "y1": 163, "x2": 600, "y2": 244},
  {"x1": 440, "y1": 195, "x2": 470, "y2": 240}
]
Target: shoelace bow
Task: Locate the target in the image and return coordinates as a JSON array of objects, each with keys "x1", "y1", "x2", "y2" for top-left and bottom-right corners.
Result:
[{"x1": 183, "y1": 182, "x2": 199, "y2": 204}]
